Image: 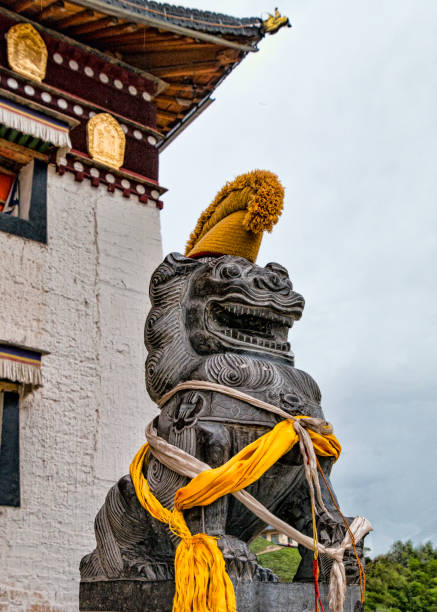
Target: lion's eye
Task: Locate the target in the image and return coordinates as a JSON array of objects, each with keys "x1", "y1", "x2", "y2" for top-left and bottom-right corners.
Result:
[{"x1": 219, "y1": 264, "x2": 241, "y2": 280}]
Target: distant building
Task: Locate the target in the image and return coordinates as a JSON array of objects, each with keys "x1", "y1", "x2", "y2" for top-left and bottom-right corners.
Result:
[
  {"x1": 260, "y1": 526, "x2": 298, "y2": 547},
  {"x1": 0, "y1": 1, "x2": 288, "y2": 610}
]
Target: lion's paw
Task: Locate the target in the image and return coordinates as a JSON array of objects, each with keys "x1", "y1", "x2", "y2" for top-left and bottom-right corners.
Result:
[{"x1": 254, "y1": 565, "x2": 280, "y2": 583}]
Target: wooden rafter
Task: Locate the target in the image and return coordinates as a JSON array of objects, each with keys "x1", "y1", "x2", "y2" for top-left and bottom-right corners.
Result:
[
  {"x1": 38, "y1": 0, "x2": 66, "y2": 20},
  {"x1": 98, "y1": 30, "x2": 182, "y2": 48},
  {"x1": 140, "y1": 40, "x2": 218, "y2": 51},
  {"x1": 144, "y1": 61, "x2": 221, "y2": 78},
  {"x1": 55, "y1": 8, "x2": 95, "y2": 28},
  {"x1": 156, "y1": 108, "x2": 181, "y2": 121},
  {"x1": 11, "y1": 0, "x2": 36, "y2": 13},
  {"x1": 157, "y1": 94, "x2": 195, "y2": 107},
  {"x1": 68, "y1": 15, "x2": 118, "y2": 35},
  {"x1": 87, "y1": 22, "x2": 139, "y2": 41},
  {"x1": 123, "y1": 47, "x2": 221, "y2": 67},
  {"x1": 164, "y1": 82, "x2": 208, "y2": 95},
  {"x1": 0, "y1": 0, "x2": 258, "y2": 147}
]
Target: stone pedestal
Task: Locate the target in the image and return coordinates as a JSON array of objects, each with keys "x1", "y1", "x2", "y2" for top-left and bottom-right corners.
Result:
[{"x1": 80, "y1": 580, "x2": 364, "y2": 611}]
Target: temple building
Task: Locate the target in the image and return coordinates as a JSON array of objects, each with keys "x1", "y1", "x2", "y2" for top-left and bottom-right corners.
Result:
[{"x1": 0, "y1": 1, "x2": 288, "y2": 609}]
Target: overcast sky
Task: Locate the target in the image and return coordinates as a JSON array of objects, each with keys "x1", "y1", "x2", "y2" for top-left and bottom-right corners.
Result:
[{"x1": 159, "y1": 0, "x2": 437, "y2": 556}]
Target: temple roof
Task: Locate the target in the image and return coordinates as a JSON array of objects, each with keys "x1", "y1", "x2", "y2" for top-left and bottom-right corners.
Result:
[
  {"x1": 0, "y1": 0, "x2": 289, "y2": 148},
  {"x1": 77, "y1": 0, "x2": 264, "y2": 38}
]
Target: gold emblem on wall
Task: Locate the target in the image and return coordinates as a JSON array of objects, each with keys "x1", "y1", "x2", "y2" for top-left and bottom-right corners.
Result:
[
  {"x1": 7, "y1": 23, "x2": 48, "y2": 82},
  {"x1": 87, "y1": 113, "x2": 125, "y2": 170}
]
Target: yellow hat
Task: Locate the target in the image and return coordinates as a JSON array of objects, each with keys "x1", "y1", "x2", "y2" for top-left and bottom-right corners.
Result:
[{"x1": 185, "y1": 170, "x2": 284, "y2": 263}]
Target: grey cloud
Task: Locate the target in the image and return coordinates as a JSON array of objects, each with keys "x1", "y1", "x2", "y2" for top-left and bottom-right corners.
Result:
[{"x1": 159, "y1": 0, "x2": 437, "y2": 556}]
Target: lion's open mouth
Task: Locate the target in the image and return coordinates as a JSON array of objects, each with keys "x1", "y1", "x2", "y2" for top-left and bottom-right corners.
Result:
[{"x1": 207, "y1": 300, "x2": 293, "y2": 353}]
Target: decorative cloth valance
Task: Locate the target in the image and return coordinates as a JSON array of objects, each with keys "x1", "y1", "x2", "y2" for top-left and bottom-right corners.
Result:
[
  {"x1": 0, "y1": 97, "x2": 71, "y2": 151},
  {"x1": 0, "y1": 343, "x2": 42, "y2": 386}
]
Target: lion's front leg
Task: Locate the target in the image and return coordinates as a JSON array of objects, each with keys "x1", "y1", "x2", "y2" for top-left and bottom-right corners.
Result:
[{"x1": 184, "y1": 419, "x2": 261, "y2": 581}]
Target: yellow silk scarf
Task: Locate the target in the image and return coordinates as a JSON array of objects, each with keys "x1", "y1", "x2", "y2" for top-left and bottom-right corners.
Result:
[{"x1": 130, "y1": 416, "x2": 341, "y2": 612}]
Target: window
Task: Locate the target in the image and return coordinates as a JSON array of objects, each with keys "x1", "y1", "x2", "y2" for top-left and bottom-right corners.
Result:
[
  {"x1": 0, "y1": 157, "x2": 47, "y2": 243},
  {"x1": 271, "y1": 533, "x2": 279, "y2": 545},
  {"x1": 0, "y1": 157, "x2": 34, "y2": 218},
  {"x1": 0, "y1": 96, "x2": 71, "y2": 244},
  {"x1": 0, "y1": 390, "x2": 20, "y2": 506}
]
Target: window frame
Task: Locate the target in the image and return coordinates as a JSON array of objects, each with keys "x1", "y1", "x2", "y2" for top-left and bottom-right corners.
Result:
[
  {"x1": 0, "y1": 390, "x2": 20, "y2": 507},
  {"x1": 0, "y1": 158, "x2": 47, "y2": 243}
]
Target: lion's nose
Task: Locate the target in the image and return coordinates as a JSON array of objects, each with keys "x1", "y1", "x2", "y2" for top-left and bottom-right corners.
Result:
[
  {"x1": 254, "y1": 273, "x2": 291, "y2": 295},
  {"x1": 270, "y1": 273, "x2": 281, "y2": 287}
]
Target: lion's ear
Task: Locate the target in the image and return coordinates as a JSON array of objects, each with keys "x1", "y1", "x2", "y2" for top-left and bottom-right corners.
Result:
[
  {"x1": 149, "y1": 252, "x2": 201, "y2": 296},
  {"x1": 167, "y1": 252, "x2": 202, "y2": 271}
]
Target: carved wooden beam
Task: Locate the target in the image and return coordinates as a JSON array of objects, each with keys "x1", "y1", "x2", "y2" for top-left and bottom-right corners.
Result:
[
  {"x1": 0, "y1": 138, "x2": 48, "y2": 163},
  {"x1": 0, "y1": 381, "x2": 19, "y2": 392}
]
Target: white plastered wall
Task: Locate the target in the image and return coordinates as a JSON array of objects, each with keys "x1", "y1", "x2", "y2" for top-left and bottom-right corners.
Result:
[{"x1": 0, "y1": 167, "x2": 162, "y2": 611}]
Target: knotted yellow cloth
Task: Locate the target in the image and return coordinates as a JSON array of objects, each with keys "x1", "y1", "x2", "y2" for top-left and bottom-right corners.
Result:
[{"x1": 130, "y1": 417, "x2": 341, "y2": 612}]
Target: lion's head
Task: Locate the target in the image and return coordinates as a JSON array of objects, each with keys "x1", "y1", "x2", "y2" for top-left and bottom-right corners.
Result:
[{"x1": 145, "y1": 253, "x2": 306, "y2": 404}]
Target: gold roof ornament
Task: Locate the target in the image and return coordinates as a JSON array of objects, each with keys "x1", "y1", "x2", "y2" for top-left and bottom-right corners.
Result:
[
  {"x1": 7, "y1": 23, "x2": 48, "y2": 82},
  {"x1": 262, "y1": 8, "x2": 290, "y2": 35},
  {"x1": 87, "y1": 113, "x2": 126, "y2": 170}
]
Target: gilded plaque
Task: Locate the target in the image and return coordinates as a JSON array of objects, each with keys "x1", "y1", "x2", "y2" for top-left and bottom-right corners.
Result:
[
  {"x1": 7, "y1": 23, "x2": 48, "y2": 82},
  {"x1": 87, "y1": 113, "x2": 125, "y2": 170}
]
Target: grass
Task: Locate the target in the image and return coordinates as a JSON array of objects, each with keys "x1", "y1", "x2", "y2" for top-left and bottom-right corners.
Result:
[
  {"x1": 249, "y1": 537, "x2": 301, "y2": 582},
  {"x1": 250, "y1": 537, "x2": 272, "y2": 555}
]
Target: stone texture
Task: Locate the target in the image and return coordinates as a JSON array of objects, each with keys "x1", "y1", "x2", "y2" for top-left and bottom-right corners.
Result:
[
  {"x1": 0, "y1": 169, "x2": 162, "y2": 610},
  {"x1": 80, "y1": 253, "x2": 366, "y2": 593},
  {"x1": 80, "y1": 580, "x2": 363, "y2": 611}
]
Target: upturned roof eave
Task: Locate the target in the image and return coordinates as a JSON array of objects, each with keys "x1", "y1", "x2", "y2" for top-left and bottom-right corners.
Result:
[
  {"x1": 0, "y1": 5, "x2": 169, "y2": 96},
  {"x1": 72, "y1": 0, "x2": 262, "y2": 53}
]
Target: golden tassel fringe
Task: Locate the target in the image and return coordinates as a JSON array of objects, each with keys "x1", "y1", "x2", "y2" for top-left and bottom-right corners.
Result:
[{"x1": 185, "y1": 170, "x2": 284, "y2": 256}]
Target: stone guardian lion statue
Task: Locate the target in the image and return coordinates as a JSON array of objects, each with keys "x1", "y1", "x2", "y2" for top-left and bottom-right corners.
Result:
[{"x1": 80, "y1": 171, "x2": 370, "y2": 611}]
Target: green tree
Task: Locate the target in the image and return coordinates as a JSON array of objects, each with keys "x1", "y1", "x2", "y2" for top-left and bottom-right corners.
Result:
[{"x1": 365, "y1": 540, "x2": 437, "y2": 612}]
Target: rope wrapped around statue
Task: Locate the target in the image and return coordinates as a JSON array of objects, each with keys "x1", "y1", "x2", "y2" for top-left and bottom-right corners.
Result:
[
  {"x1": 131, "y1": 381, "x2": 371, "y2": 612},
  {"x1": 80, "y1": 170, "x2": 373, "y2": 612}
]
